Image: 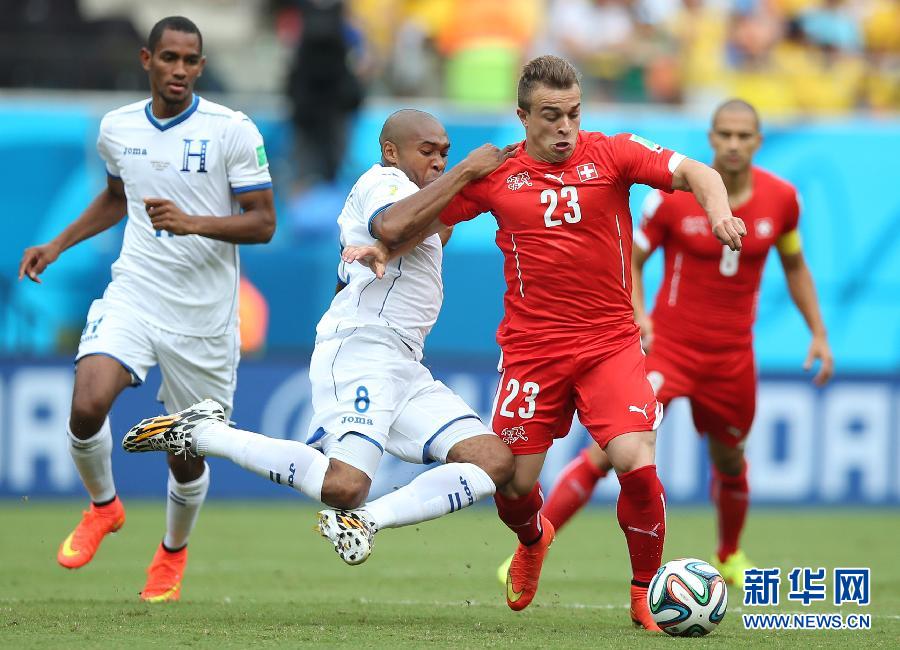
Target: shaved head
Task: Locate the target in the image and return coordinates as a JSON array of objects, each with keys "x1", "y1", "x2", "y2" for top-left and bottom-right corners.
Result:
[
  {"x1": 712, "y1": 98, "x2": 760, "y2": 131},
  {"x1": 379, "y1": 109, "x2": 443, "y2": 148},
  {"x1": 378, "y1": 109, "x2": 450, "y2": 188}
]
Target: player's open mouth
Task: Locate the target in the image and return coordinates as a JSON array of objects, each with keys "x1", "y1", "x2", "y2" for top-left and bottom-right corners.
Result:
[{"x1": 553, "y1": 142, "x2": 571, "y2": 152}]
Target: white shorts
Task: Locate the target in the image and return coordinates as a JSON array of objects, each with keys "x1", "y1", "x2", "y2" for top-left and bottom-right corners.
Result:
[
  {"x1": 306, "y1": 327, "x2": 487, "y2": 478},
  {"x1": 75, "y1": 298, "x2": 240, "y2": 416}
]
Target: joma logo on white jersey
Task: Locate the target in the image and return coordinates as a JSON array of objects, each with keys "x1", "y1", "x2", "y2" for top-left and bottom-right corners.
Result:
[{"x1": 341, "y1": 415, "x2": 373, "y2": 426}]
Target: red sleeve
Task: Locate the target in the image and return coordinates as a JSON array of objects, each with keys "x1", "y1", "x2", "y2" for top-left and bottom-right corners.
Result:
[
  {"x1": 635, "y1": 189, "x2": 670, "y2": 252},
  {"x1": 439, "y1": 177, "x2": 491, "y2": 226},
  {"x1": 610, "y1": 133, "x2": 684, "y2": 192},
  {"x1": 783, "y1": 187, "x2": 801, "y2": 234}
]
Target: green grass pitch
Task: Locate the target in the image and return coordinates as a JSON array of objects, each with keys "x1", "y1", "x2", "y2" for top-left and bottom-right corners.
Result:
[{"x1": 1, "y1": 501, "x2": 897, "y2": 647}]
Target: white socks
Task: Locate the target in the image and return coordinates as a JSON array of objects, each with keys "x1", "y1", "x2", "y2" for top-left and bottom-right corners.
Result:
[
  {"x1": 67, "y1": 418, "x2": 116, "y2": 504},
  {"x1": 364, "y1": 462, "x2": 496, "y2": 530},
  {"x1": 188, "y1": 421, "x2": 497, "y2": 532},
  {"x1": 193, "y1": 421, "x2": 329, "y2": 501},
  {"x1": 164, "y1": 463, "x2": 210, "y2": 550}
]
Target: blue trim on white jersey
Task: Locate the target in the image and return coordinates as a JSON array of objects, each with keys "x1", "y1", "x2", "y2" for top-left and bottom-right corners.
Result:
[
  {"x1": 377, "y1": 257, "x2": 402, "y2": 318},
  {"x1": 367, "y1": 202, "x2": 394, "y2": 237},
  {"x1": 75, "y1": 352, "x2": 143, "y2": 386},
  {"x1": 339, "y1": 431, "x2": 384, "y2": 453},
  {"x1": 232, "y1": 181, "x2": 273, "y2": 195},
  {"x1": 421, "y1": 414, "x2": 482, "y2": 463},
  {"x1": 144, "y1": 95, "x2": 200, "y2": 132},
  {"x1": 306, "y1": 427, "x2": 327, "y2": 446},
  {"x1": 107, "y1": 172, "x2": 121, "y2": 180}
]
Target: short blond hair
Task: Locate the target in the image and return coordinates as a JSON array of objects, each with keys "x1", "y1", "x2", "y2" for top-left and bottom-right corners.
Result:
[{"x1": 517, "y1": 55, "x2": 581, "y2": 111}]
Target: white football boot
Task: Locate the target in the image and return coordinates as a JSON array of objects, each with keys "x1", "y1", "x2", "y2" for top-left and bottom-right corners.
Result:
[
  {"x1": 316, "y1": 509, "x2": 377, "y2": 565},
  {"x1": 123, "y1": 398, "x2": 224, "y2": 456}
]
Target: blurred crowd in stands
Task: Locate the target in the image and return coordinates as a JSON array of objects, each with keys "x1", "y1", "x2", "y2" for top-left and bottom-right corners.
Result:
[
  {"x1": 348, "y1": 0, "x2": 900, "y2": 114},
  {"x1": 1, "y1": 0, "x2": 896, "y2": 116}
]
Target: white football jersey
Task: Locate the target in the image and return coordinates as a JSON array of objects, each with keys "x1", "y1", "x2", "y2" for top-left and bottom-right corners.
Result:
[
  {"x1": 96, "y1": 95, "x2": 272, "y2": 336},
  {"x1": 316, "y1": 164, "x2": 443, "y2": 352}
]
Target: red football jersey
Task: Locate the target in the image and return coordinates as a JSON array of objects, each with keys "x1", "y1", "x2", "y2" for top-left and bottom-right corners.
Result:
[
  {"x1": 441, "y1": 131, "x2": 684, "y2": 346},
  {"x1": 637, "y1": 166, "x2": 800, "y2": 350}
]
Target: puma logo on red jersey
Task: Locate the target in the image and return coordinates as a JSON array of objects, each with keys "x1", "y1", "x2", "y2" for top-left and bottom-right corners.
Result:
[
  {"x1": 544, "y1": 172, "x2": 565, "y2": 185},
  {"x1": 627, "y1": 522, "x2": 662, "y2": 538},
  {"x1": 629, "y1": 403, "x2": 650, "y2": 419},
  {"x1": 506, "y1": 171, "x2": 532, "y2": 191}
]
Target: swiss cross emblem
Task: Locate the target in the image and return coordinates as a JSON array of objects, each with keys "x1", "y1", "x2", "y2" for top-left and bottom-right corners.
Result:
[
  {"x1": 577, "y1": 162, "x2": 598, "y2": 182},
  {"x1": 755, "y1": 218, "x2": 773, "y2": 238}
]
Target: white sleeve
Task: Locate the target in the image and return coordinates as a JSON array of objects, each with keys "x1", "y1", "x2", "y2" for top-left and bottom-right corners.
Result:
[
  {"x1": 360, "y1": 170, "x2": 419, "y2": 237},
  {"x1": 96, "y1": 117, "x2": 120, "y2": 178},
  {"x1": 225, "y1": 114, "x2": 273, "y2": 194}
]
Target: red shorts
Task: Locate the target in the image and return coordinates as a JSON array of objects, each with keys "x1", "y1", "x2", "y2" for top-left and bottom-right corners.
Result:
[
  {"x1": 645, "y1": 334, "x2": 756, "y2": 448},
  {"x1": 490, "y1": 330, "x2": 661, "y2": 455}
]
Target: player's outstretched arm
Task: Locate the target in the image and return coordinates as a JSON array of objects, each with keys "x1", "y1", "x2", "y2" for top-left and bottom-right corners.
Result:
[
  {"x1": 672, "y1": 159, "x2": 746, "y2": 251},
  {"x1": 144, "y1": 188, "x2": 275, "y2": 244},
  {"x1": 372, "y1": 143, "x2": 515, "y2": 248},
  {"x1": 19, "y1": 175, "x2": 128, "y2": 283},
  {"x1": 779, "y1": 249, "x2": 834, "y2": 385}
]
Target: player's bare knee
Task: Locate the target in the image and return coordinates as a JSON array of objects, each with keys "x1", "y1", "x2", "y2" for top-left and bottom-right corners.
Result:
[
  {"x1": 321, "y1": 481, "x2": 368, "y2": 510},
  {"x1": 321, "y1": 461, "x2": 371, "y2": 509},
  {"x1": 606, "y1": 430, "x2": 657, "y2": 474},
  {"x1": 447, "y1": 435, "x2": 514, "y2": 487},
  {"x1": 586, "y1": 443, "x2": 613, "y2": 472},
  {"x1": 69, "y1": 394, "x2": 110, "y2": 437},
  {"x1": 709, "y1": 443, "x2": 744, "y2": 476},
  {"x1": 167, "y1": 452, "x2": 206, "y2": 482},
  {"x1": 498, "y1": 473, "x2": 536, "y2": 499}
]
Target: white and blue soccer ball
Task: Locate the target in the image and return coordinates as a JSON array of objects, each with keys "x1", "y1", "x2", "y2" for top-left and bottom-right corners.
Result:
[{"x1": 647, "y1": 558, "x2": 728, "y2": 637}]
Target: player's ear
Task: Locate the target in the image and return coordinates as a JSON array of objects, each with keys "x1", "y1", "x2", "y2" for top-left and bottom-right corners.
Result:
[
  {"x1": 383, "y1": 141, "x2": 399, "y2": 165},
  {"x1": 516, "y1": 107, "x2": 528, "y2": 128},
  {"x1": 140, "y1": 47, "x2": 152, "y2": 72},
  {"x1": 198, "y1": 56, "x2": 206, "y2": 77}
]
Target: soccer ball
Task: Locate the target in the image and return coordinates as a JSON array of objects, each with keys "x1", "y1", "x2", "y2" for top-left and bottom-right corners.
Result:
[{"x1": 647, "y1": 558, "x2": 728, "y2": 636}]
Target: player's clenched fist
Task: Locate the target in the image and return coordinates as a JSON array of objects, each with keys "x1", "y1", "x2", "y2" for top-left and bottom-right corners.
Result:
[
  {"x1": 144, "y1": 198, "x2": 193, "y2": 235},
  {"x1": 712, "y1": 216, "x2": 747, "y2": 251},
  {"x1": 461, "y1": 143, "x2": 518, "y2": 179}
]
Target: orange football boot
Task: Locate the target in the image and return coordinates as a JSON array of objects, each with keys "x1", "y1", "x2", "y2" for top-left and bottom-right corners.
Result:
[
  {"x1": 140, "y1": 543, "x2": 188, "y2": 602},
  {"x1": 505, "y1": 515, "x2": 555, "y2": 611},
  {"x1": 630, "y1": 584, "x2": 662, "y2": 631},
  {"x1": 57, "y1": 497, "x2": 126, "y2": 569}
]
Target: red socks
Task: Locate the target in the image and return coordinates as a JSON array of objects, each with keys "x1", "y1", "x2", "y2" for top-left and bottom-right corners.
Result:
[
  {"x1": 544, "y1": 449, "x2": 607, "y2": 532},
  {"x1": 711, "y1": 461, "x2": 749, "y2": 562},
  {"x1": 495, "y1": 482, "x2": 544, "y2": 545},
  {"x1": 616, "y1": 464, "x2": 666, "y2": 584}
]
